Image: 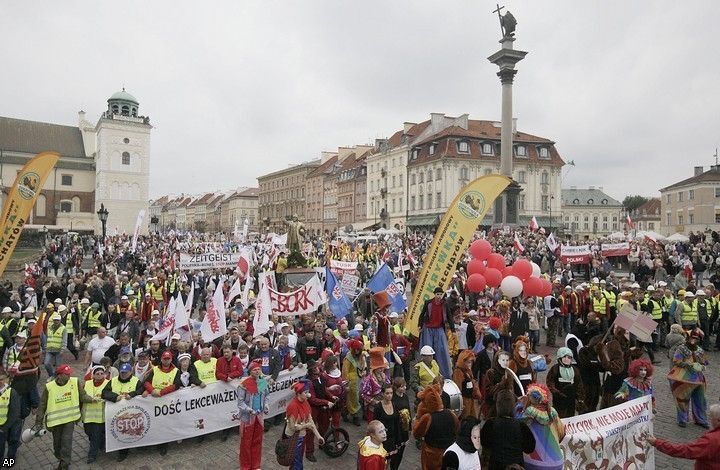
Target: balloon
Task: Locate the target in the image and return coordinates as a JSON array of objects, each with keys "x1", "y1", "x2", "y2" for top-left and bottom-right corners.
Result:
[
  {"x1": 530, "y1": 262, "x2": 541, "y2": 278},
  {"x1": 484, "y1": 268, "x2": 503, "y2": 288},
  {"x1": 503, "y1": 266, "x2": 514, "y2": 278},
  {"x1": 540, "y1": 279, "x2": 553, "y2": 296},
  {"x1": 470, "y1": 239, "x2": 493, "y2": 260},
  {"x1": 512, "y1": 259, "x2": 533, "y2": 281},
  {"x1": 487, "y1": 253, "x2": 506, "y2": 271},
  {"x1": 467, "y1": 259, "x2": 486, "y2": 276},
  {"x1": 500, "y1": 275, "x2": 524, "y2": 298},
  {"x1": 466, "y1": 274, "x2": 487, "y2": 293},
  {"x1": 523, "y1": 277, "x2": 543, "y2": 297}
]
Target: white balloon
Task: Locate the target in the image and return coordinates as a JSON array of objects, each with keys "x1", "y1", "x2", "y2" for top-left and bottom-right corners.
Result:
[
  {"x1": 531, "y1": 262, "x2": 541, "y2": 278},
  {"x1": 500, "y1": 275, "x2": 524, "y2": 298}
]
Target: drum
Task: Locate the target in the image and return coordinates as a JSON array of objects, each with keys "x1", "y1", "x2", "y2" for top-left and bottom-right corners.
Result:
[{"x1": 442, "y1": 379, "x2": 463, "y2": 414}]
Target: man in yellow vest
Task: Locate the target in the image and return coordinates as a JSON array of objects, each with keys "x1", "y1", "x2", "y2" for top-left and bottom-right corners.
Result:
[
  {"x1": 36, "y1": 364, "x2": 97, "y2": 470},
  {"x1": 679, "y1": 291, "x2": 699, "y2": 330},
  {"x1": 142, "y1": 350, "x2": 178, "y2": 456},
  {"x1": 44, "y1": 314, "x2": 67, "y2": 378},
  {"x1": 410, "y1": 345, "x2": 441, "y2": 395},
  {"x1": 81, "y1": 365, "x2": 108, "y2": 464},
  {"x1": 192, "y1": 347, "x2": 218, "y2": 386},
  {"x1": 0, "y1": 370, "x2": 22, "y2": 460},
  {"x1": 101, "y1": 362, "x2": 142, "y2": 462}
]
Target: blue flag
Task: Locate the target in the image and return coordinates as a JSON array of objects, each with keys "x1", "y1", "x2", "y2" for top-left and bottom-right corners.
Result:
[
  {"x1": 367, "y1": 263, "x2": 407, "y2": 313},
  {"x1": 326, "y1": 267, "x2": 353, "y2": 320}
]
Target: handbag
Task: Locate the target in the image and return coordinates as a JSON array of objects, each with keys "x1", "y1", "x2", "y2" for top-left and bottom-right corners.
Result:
[{"x1": 275, "y1": 431, "x2": 299, "y2": 466}]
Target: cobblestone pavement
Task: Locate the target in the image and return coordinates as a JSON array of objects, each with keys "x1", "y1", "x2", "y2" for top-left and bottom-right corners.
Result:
[{"x1": 15, "y1": 336, "x2": 719, "y2": 469}]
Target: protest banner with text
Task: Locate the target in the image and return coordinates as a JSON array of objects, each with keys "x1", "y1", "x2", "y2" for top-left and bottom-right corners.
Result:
[
  {"x1": 560, "y1": 244, "x2": 592, "y2": 265},
  {"x1": 179, "y1": 252, "x2": 242, "y2": 270}
]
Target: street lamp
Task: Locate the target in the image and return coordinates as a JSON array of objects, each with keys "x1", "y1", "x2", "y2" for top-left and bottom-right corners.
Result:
[
  {"x1": 549, "y1": 194, "x2": 555, "y2": 233},
  {"x1": 96, "y1": 203, "x2": 109, "y2": 241}
]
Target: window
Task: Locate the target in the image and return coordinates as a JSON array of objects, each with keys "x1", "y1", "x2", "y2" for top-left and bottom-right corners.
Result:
[
  {"x1": 516, "y1": 145, "x2": 526, "y2": 157},
  {"x1": 481, "y1": 143, "x2": 493, "y2": 155},
  {"x1": 678, "y1": 191, "x2": 683, "y2": 202},
  {"x1": 678, "y1": 214, "x2": 684, "y2": 224},
  {"x1": 716, "y1": 187, "x2": 720, "y2": 198},
  {"x1": 666, "y1": 194, "x2": 671, "y2": 203},
  {"x1": 649, "y1": 222, "x2": 655, "y2": 229},
  {"x1": 612, "y1": 223, "x2": 618, "y2": 230},
  {"x1": 436, "y1": 192, "x2": 442, "y2": 208},
  {"x1": 574, "y1": 215, "x2": 579, "y2": 222},
  {"x1": 612, "y1": 216, "x2": 618, "y2": 222},
  {"x1": 518, "y1": 171, "x2": 526, "y2": 183},
  {"x1": 399, "y1": 199, "x2": 403, "y2": 212},
  {"x1": 112, "y1": 105, "x2": 119, "y2": 114},
  {"x1": 587, "y1": 199, "x2": 594, "y2": 205},
  {"x1": 689, "y1": 214, "x2": 694, "y2": 224},
  {"x1": 419, "y1": 172, "x2": 424, "y2": 183},
  {"x1": 458, "y1": 141, "x2": 470, "y2": 153},
  {"x1": 35, "y1": 194, "x2": 46, "y2": 217},
  {"x1": 602, "y1": 216, "x2": 608, "y2": 222},
  {"x1": 716, "y1": 213, "x2": 720, "y2": 224},
  {"x1": 122, "y1": 152, "x2": 130, "y2": 165},
  {"x1": 541, "y1": 172, "x2": 549, "y2": 184},
  {"x1": 429, "y1": 144, "x2": 436, "y2": 155},
  {"x1": 436, "y1": 169, "x2": 442, "y2": 181},
  {"x1": 538, "y1": 147, "x2": 550, "y2": 159},
  {"x1": 59, "y1": 201, "x2": 73, "y2": 213},
  {"x1": 392, "y1": 199, "x2": 396, "y2": 213},
  {"x1": 370, "y1": 201, "x2": 374, "y2": 214},
  {"x1": 427, "y1": 194, "x2": 432, "y2": 209},
  {"x1": 573, "y1": 199, "x2": 579, "y2": 204},
  {"x1": 72, "y1": 196, "x2": 81, "y2": 211},
  {"x1": 519, "y1": 195, "x2": 525, "y2": 210},
  {"x1": 602, "y1": 223, "x2": 607, "y2": 230},
  {"x1": 411, "y1": 174, "x2": 416, "y2": 185},
  {"x1": 392, "y1": 176, "x2": 396, "y2": 188},
  {"x1": 411, "y1": 149, "x2": 420, "y2": 160},
  {"x1": 61, "y1": 174, "x2": 72, "y2": 186},
  {"x1": 584, "y1": 216, "x2": 589, "y2": 222},
  {"x1": 460, "y1": 167, "x2": 469, "y2": 180},
  {"x1": 123, "y1": 138, "x2": 130, "y2": 144},
  {"x1": 427, "y1": 170, "x2": 433, "y2": 182},
  {"x1": 541, "y1": 195, "x2": 549, "y2": 211},
  {"x1": 584, "y1": 223, "x2": 589, "y2": 230},
  {"x1": 484, "y1": 169, "x2": 492, "y2": 175},
  {"x1": 121, "y1": 105, "x2": 129, "y2": 116},
  {"x1": 419, "y1": 195, "x2": 424, "y2": 210},
  {"x1": 689, "y1": 189, "x2": 695, "y2": 200},
  {"x1": 411, "y1": 196, "x2": 416, "y2": 211}
]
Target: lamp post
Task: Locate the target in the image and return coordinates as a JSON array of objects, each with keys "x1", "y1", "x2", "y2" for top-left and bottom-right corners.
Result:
[
  {"x1": 549, "y1": 194, "x2": 554, "y2": 233},
  {"x1": 96, "y1": 203, "x2": 109, "y2": 241}
]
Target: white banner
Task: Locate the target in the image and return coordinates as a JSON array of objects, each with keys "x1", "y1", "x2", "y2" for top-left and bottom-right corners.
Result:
[
  {"x1": 200, "y1": 283, "x2": 227, "y2": 343},
  {"x1": 268, "y1": 275, "x2": 327, "y2": 316},
  {"x1": 560, "y1": 244, "x2": 592, "y2": 265},
  {"x1": 560, "y1": 396, "x2": 654, "y2": 468},
  {"x1": 340, "y1": 273, "x2": 359, "y2": 298},
  {"x1": 131, "y1": 210, "x2": 145, "y2": 253},
  {"x1": 105, "y1": 367, "x2": 308, "y2": 451},
  {"x1": 601, "y1": 242, "x2": 631, "y2": 257},
  {"x1": 329, "y1": 259, "x2": 358, "y2": 272},
  {"x1": 179, "y1": 252, "x2": 242, "y2": 270}
]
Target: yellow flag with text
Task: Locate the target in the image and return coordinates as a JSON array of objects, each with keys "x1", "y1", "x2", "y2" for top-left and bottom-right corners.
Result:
[
  {"x1": 0, "y1": 152, "x2": 60, "y2": 277},
  {"x1": 405, "y1": 174, "x2": 511, "y2": 336}
]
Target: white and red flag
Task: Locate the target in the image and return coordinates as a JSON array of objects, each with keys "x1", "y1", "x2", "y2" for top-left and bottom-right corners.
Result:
[
  {"x1": 528, "y1": 216, "x2": 539, "y2": 232},
  {"x1": 201, "y1": 282, "x2": 227, "y2": 343},
  {"x1": 514, "y1": 232, "x2": 525, "y2": 253},
  {"x1": 626, "y1": 214, "x2": 635, "y2": 229}
]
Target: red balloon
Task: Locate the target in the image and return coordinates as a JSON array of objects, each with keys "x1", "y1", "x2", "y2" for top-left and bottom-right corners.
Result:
[
  {"x1": 540, "y1": 279, "x2": 553, "y2": 296},
  {"x1": 485, "y1": 268, "x2": 503, "y2": 288},
  {"x1": 470, "y1": 239, "x2": 493, "y2": 260},
  {"x1": 503, "y1": 266, "x2": 514, "y2": 278},
  {"x1": 523, "y1": 277, "x2": 543, "y2": 297},
  {"x1": 512, "y1": 259, "x2": 533, "y2": 281},
  {"x1": 466, "y1": 274, "x2": 487, "y2": 293},
  {"x1": 487, "y1": 253, "x2": 506, "y2": 271},
  {"x1": 467, "y1": 259, "x2": 486, "y2": 276}
]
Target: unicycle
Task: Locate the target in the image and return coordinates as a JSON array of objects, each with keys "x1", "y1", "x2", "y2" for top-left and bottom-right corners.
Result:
[{"x1": 321, "y1": 423, "x2": 350, "y2": 457}]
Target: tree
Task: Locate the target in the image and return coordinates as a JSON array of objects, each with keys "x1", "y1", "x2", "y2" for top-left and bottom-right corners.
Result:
[{"x1": 622, "y1": 195, "x2": 649, "y2": 212}]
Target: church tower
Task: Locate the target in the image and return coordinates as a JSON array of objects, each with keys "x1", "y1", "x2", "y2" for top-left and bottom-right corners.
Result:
[{"x1": 94, "y1": 89, "x2": 152, "y2": 235}]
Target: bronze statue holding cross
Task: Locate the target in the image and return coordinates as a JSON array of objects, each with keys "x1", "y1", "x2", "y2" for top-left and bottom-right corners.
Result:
[{"x1": 493, "y1": 4, "x2": 517, "y2": 39}]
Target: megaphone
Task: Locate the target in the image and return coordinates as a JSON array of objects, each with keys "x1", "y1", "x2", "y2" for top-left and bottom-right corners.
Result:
[{"x1": 21, "y1": 426, "x2": 47, "y2": 444}]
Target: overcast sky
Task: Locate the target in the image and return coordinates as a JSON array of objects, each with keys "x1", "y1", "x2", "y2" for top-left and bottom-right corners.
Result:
[{"x1": 2, "y1": 1, "x2": 719, "y2": 201}]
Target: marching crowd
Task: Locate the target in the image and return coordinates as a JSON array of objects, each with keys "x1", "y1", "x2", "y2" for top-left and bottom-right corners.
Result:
[{"x1": 0, "y1": 227, "x2": 719, "y2": 469}]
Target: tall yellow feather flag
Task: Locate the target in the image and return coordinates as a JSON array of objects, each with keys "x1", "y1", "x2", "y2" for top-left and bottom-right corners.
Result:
[
  {"x1": 0, "y1": 152, "x2": 60, "y2": 277},
  {"x1": 405, "y1": 174, "x2": 511, "y2": 337}
]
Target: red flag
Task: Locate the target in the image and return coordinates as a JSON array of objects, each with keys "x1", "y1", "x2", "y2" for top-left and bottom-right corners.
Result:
[
  {"x1": 626, "y1": 215, "x2": 635, "y2": 229},
  {"x1": 17, "y1": 312, "x2": 45, "y2": 374},
  {"x1": 514, "y1": 232, "x2": 525, "y2": 253},
  {"x1": 528, "y1": 216, "x2": 539, "y2": 232}
]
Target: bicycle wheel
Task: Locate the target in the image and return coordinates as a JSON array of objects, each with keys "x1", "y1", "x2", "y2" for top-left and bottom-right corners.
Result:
[{"x1": 322, "y1": 427, "x2": 350, "y2": 458}]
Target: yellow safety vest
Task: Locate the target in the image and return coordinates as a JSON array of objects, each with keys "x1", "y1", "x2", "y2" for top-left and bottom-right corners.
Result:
[
  {"x1": 111, "y1": 376, "x2": 139, "y2": 394},
  {"x1": 0, "y1": 387, "x2": 11, "y2": 425},
  {"x1": 645, "y1": 299, "x2": 663, "y2": 320},
  {"x1": 64, "y1": 312, "x2": 74, "y2": 334},
  {"x1": 592, "y1": 297, "x2": 607, "y2": 315},
  {"x1": 617, "y1": 299, "x2": 628, "y2": 310},
  {"x1": 603, "y1": 290, "x2": 617, "y2": 308},
  {"x1": 87, "y1": 310, "x2": 102, "y2": 328},
  {"x1": 148, "y1": 285, "x2": 164, "y2": 302},
  {"x1": 45, "y1": 377, "x2": 81, "y2": 428},
  {"x1": 151, "y1": 366, "x2": 178, "y2": 390},
  {"x1": 414, "y1": 360, "x2": 440, "y2": 390},
  {"x1": 46, "y1": 325, "x2": 65, "y2": 351},
  {"x1": 82, "y1": 379, "x2": 108, "y2": 424},
  {"x1": 681, "y1": 302, "x2": 698, "y2": 324},
  {"x1": 193, "y1": 358, "x2": 217, "y2": 384},
  {"x1": 0, "y1": 323, "x2": 5, "y2": 348}
]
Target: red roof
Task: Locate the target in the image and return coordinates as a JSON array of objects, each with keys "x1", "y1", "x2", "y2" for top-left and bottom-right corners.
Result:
[
  {"x1": 237, "y1": 187, "x2": 259, "y2": 197},
  {"x1": 307, "y1": 155, "x2": 339, "y2": 178}
]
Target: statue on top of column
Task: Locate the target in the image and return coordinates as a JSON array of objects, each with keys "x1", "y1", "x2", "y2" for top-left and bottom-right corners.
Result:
[{"x1": 494, "y1": 4, "x2": 517, "y2": 39}]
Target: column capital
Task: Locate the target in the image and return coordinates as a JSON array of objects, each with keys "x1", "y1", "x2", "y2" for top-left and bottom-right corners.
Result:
[{"x1": 497, "y1": 68, "x2": 518, "y2": 85}]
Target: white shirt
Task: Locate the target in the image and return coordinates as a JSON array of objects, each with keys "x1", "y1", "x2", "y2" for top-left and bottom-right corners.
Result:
[{"x1": 87, "y1": 335, "x2": 116, "y2": 364}]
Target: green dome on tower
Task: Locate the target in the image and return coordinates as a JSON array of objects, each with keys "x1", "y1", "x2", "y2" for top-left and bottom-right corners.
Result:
[{"x1": 108, "y1": 89, "x2": 139, "y2": 104}]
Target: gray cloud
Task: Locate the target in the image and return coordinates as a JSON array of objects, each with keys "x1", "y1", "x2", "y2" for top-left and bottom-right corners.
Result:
[{"x1": 1, "y1": 0, "x2": 718, "y2": 201}]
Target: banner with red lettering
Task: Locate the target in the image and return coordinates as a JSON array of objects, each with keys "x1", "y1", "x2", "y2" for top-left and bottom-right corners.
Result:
[
  {"x1": 329, "y1": 259, "x2": 358, "y2": 277},
  {"x1": 269, "y1": 275, "x2": 327, "y2": 316},
  {"x1": 200, "y1": 282, "x2": 227, "y2": 342},
  {"x1": 601, "y1": 242, "x2": 630, "y2": 257},
  {"x1": 560, "y1": 244, "x2": 592, "y2": 265},
  {"x1": 560, "y1": 396, "x2": 654, "y2": 468}
]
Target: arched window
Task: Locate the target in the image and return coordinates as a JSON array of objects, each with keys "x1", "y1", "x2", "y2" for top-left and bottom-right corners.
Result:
[
  {"x1": 460, "y1": 166, "x2": 468, "y2": 180},
  {"x1": 72, "y1": 196, "x2": 81, "y2": 212},
  {"x1": 419, "y1": 172, "x2": 424, "y2": 183},
  {"x1": 112, "y1": 105, "x2": 119, "y2": 114},
  {"x1": 122, "y1": 152, "x2": 130, "y2": 165},
  {"x1": 59, "y1": 201, "x2": 73, "y2": 213},
  {"x1": 121, "y1": 105, "x2": 129, "y2": 116},
  {"x1": 427, "y1": 170, "x2": 433, "y2": 182},
  {"x1": 131, "y1": 107, "x2": 138, "y2": 117},
  {"x1": 435, "y1": 168, "x2": 442, "y2": 181},
  {"x1": 35, "y1": 194, "x2": 46, "y2": 217}
]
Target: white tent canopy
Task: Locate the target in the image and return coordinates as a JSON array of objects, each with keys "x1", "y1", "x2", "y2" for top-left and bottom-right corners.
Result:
[
  {"x1": 609, "y1": 231, "x2": 626, "y2": 240},
  {"x1": 666, "y1": 232, "x2": 689, "y2": 242},
  {"x1": 634, "y1": 230, "x2": 666, "y2": 241}
]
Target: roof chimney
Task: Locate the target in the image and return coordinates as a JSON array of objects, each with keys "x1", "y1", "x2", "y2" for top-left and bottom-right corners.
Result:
[
  {"x1": 695, "y1": 166, "x2": 704, "y2": 176},
  {"x1": 403, "y1": 122, "x2": 416, "y2": 134}
]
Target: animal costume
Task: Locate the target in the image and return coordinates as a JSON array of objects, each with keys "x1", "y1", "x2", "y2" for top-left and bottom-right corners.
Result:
[
  {"x1": 577, "y1": 335, "x2": 603, "y2": 412},
  {"x1": 597, "y1": 331, "x2": 630, "y2": 409},
  {"x1": 412, "y1": 383, "x2": 459, "y2": 470},
  {"x1": 516, "y1": 383, "x2": 565, "y2": 470},
  {"x1": 481, "y1": 352, "x2": 515, "y2": 419},
  {"x1": 508, "y1": 337, "x2": 536, "y2": 394},
  {"x1": 667, "y1": 329, "x2": 709, "y2": 427},
  {"x1": 452, "y1": 349, "x2": 482, "y2": 419},
  {"x1": 545, "y1": 347, "x2": 585, "y2": 418},
  {"x1": 615, "y1": 358, "x2": 656, "y2": 412}
]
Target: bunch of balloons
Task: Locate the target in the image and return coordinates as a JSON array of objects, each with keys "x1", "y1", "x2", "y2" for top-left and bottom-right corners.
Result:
[{"x1": 465, "y1": 238, "x2": 552, "y2": 298}]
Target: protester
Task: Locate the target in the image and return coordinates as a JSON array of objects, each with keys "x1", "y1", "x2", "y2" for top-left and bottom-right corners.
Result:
[
  {"x1": 668, "y1": 328, "x2": 710, "y2": 428},
  {"x1": 284, "y1": 380, "x2": 324, "y2": 470},
  {"x1": 480, "y1": 389, "x2": 535, "y2": 470},
  {"x1": 237, "y1": 360, "x2": 268, "y2": 470},
  {"x1": 0, "y1": 371, "x2": 21, "y2": 460},
  {"x1": 441, "y1": 416, "x2": 482, "y2": 470},
  {"x1": 81, "y1": 365, "x2": 108, "y2": 464}
]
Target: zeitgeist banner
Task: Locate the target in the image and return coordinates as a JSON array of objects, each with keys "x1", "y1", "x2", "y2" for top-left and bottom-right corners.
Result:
[
  {"x1": 560, "y1": 396, "x2": 654, "y2": 469},
  {"x1": 105, "y1": 367, "x2": 307, "y2": 451},
  {"x1": 179, "y1": 252, "x2": 242, "y2": 270},
  {"x1": 559, "y1": 244, "x2": 592, "y2": 265}
]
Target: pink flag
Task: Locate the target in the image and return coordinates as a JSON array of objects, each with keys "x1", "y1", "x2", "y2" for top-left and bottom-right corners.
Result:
[{"x1": 528, "y1": 216, "x2": 539, "y2": 231}]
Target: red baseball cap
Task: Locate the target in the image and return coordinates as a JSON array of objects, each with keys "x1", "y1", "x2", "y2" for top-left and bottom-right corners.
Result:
[
  {"x1": 161, "y1": 351, "x2": 173, "y2": 360},
  {"x1": 56, "y1": 365, "x2": 73, "y2": 376}
]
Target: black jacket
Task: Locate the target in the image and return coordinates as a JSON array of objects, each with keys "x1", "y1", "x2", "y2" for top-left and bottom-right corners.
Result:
[
  {"x1": 250, "y1": 348, "x2": 282, "y2": 381},
  {"x1": 418, "y1": 297, "x2": 455, "y2": 332},
  {"x1": 480, "y1": 416, "x2": 535, "y2": 470}
]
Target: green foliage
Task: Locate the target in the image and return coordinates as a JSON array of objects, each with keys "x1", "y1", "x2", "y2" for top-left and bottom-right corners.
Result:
[{"x1": 622, "y1": 195, "x2": 649, "y2": 212}]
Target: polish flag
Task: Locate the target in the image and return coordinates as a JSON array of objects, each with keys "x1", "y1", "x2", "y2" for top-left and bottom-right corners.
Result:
[
  {"x1": 626, "y1": 215, "x2": 635, "y2": 229},
  {"x1": 528, "y1": 216, "x2": 539, "y2": 232},
  {"x1": 644, "y1": 233, "x2": 657, "y2": 244},
  {"x1": 514, "y1": 232, "x2": 525, "y2": 253},
  {"x1": 546, "y1": 233, "x2": 559, "y2": 253}
]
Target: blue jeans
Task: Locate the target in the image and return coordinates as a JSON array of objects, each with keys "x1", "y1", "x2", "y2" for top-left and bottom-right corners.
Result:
[
  {"x1": 291, "y1": 435, "x2": 305, "y2": 469},
  {"x1": 44, "y1": 351, "x2": 61, "y2": 377},
  {"x1": 0, "y1": 420, "x2": 22, "y2": 459},
  {"x1": 83, "y1": 423, "x2": 104, "y2": 459}
]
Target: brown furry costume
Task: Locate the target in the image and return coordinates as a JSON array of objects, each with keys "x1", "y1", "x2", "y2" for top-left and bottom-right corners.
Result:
[
  {"x1": 597, "y1": 329, "x2": 630, "y2": 409},
  {"x1": 452, "y1": 349, "x2": 482, "y2": 418},
  {"x1": 481, "y1": 351, "x2": 515, "y2": 419},
  {"x1": 412, "y1": 383, "x2": 459, "y2": 470},
  {"x1": 508, "y1": 337, "x2": 536, "y2": 395}
]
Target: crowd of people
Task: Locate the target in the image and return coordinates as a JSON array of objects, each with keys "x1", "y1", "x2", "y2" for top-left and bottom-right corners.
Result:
[{"x1": 0, "y1": 226, "x2": 718, "y2": 469}]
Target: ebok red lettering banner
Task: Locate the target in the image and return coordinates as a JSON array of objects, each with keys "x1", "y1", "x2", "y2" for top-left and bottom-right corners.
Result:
[{"x1": 560, "y1": 245, "x2": 592, "y2": 265}]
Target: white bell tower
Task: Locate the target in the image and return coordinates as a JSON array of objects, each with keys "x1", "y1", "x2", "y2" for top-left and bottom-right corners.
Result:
[{"x1": 94, "y1": 88, "x2": 152, "y2": 235}]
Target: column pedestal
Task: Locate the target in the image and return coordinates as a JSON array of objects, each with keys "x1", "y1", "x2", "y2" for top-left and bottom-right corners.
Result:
[{"x1": 493, "y1": 180, "x2": 522, "y2": 226}]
